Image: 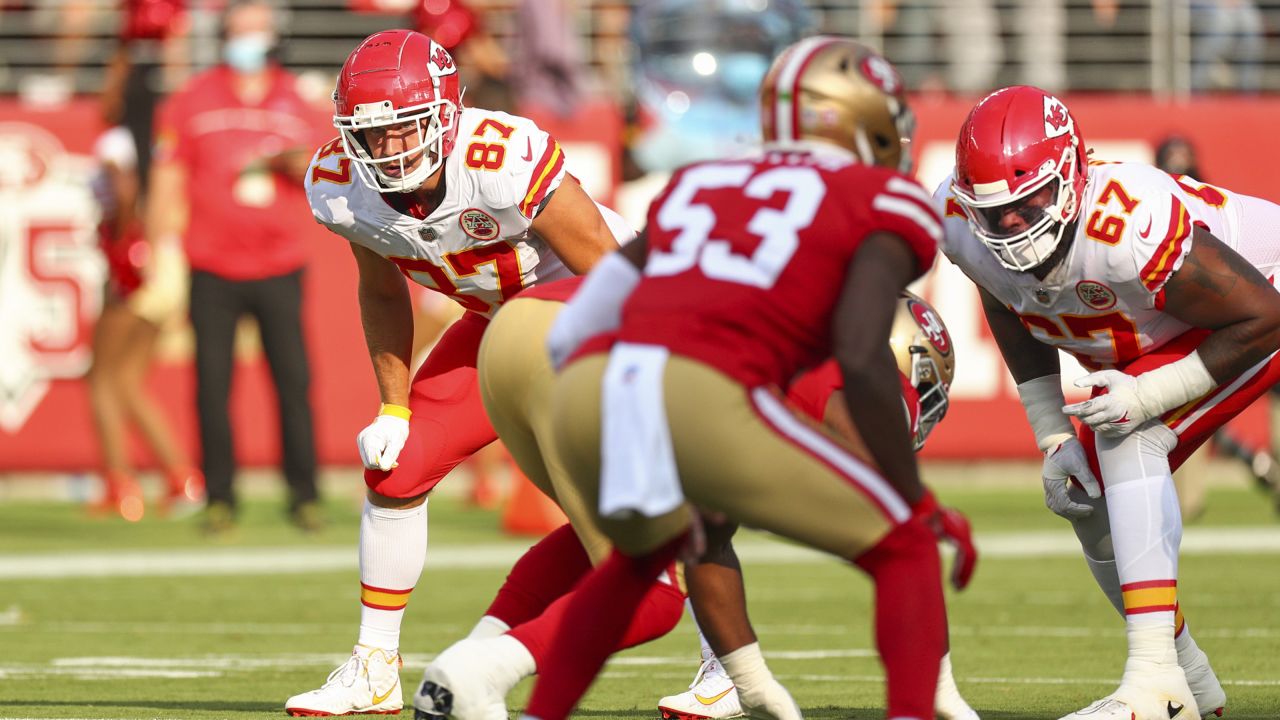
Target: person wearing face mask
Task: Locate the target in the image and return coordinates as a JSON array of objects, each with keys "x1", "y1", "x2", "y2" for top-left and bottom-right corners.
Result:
[{"x1": 145, "y1": 0, "x2": 324, "y2": 535}]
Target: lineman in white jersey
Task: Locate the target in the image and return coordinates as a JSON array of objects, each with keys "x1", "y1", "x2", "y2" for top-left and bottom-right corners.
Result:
[
  {"x1": 937, "y1": 85, "x2": 1280, "y2": 720},
  {"x1": 286, "y1": 30, "x2": 630, "y2": 717}
]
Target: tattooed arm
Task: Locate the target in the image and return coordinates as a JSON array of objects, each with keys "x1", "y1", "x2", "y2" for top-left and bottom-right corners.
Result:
[{"x1": 1161, "y1": 226, "x2": 1280, "y2": 382}]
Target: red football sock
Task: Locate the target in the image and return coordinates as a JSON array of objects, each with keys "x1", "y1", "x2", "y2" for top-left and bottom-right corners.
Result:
[
  {"x1": 485, "y1": 523, "x2": 592, "y2": 627},
  {"x1": 522, "y1": 538, "x2": 684, "y2": 720},
  {"x1": 855, "y1": 517, "x2": 947, "y2": 720},
  {"x1": 510, "y1": 561, "x2": 683, "y2": 664}
]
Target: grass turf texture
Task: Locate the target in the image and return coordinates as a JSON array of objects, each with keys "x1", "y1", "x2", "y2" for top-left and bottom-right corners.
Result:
[{"x1": 1, "y1": 468, "x2": 1278, "y2": 719}]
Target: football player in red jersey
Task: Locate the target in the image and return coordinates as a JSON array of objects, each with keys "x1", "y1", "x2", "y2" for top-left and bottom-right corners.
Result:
[
  {"x1": 936, "y1": 86, "x2": 1280, "y2": 720},
  {"x1": 411, "y1": 282, "x2": 974, "y2": 720},
  {"x1": 658, "y1": 292, "x2": 978, "y2": 720},
  {"x1": 413, "y1": 37, "x2": 974, "y2": 720},
  {"x1": 286, "y1": 30, "x2": 632, "y2": 717}
]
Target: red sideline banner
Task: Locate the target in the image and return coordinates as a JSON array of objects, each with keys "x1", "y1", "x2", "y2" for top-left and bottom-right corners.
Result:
[{"x1": 0, "y1": 94, "x2": 1274, "y2": 470}]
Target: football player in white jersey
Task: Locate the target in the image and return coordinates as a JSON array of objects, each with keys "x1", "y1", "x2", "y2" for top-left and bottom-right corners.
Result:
[
  {"x1": 937, "y1": 85, "x2": 1280, "y2": 720},
  {"x1": 285, "y1": 30, "x2": 631, "y2": 716}
]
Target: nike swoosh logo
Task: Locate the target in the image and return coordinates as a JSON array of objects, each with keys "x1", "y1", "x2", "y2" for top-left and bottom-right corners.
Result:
[
  {"x1": 521, "y1": 137, "x2": 534, "y2": 162},
  {"x1": 373, "y1": 681, "x2": 396, "y2": 702},
  {"x1": 694, "y1": 688, "x2": 734, "y2": 705},
  {"x1": 1167, "y1": 700, "x2": 1185, "y2": 718},
  {"x1": 1138, "y1": 216, "x2": 1153, "y2": 238}
]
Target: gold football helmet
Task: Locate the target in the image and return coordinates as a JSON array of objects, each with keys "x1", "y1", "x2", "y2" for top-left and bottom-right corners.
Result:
[
  {"x1": 891, "y1": 291, "x2": 955, "y2": 449},
  {"x1": 759, "y1": 36, "x2": 915, "y2": 171}
]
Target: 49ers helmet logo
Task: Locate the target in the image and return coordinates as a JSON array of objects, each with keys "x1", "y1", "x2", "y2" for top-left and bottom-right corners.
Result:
[
  {"x1": 1043, "y1": 95, "x2": 1073, "y2": 139},
  {"x1": 859, "y1": 54, "x2": 901, "y2": 95},
  {"x1": 909, "y1": 299, "x2": 952, "y2": 356},
  {"x1": 459, "y1": 208, "x2": 499, "y2": 240}
]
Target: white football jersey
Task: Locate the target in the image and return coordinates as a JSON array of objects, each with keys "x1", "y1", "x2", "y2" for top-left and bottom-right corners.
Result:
[
  {"x1": 306, "y1": 107, "x2": 574, "y2": 317},
  {"x1": 937, "y1": 161, "x2": 1280, "y2": 370}
]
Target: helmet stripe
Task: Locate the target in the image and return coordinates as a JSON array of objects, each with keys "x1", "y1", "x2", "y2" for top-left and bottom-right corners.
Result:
[{"x1": 774, "y1": 36, "x2": 836, "y2": 144}]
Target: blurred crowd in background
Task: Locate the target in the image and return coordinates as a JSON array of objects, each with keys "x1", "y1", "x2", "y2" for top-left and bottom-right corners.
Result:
[
  {"x1": 7, "y1": 1, "x2": 1280, "y2": 175},
  {"x1": 2, "y1": 0, "x2": 1280, "y2": 530}
]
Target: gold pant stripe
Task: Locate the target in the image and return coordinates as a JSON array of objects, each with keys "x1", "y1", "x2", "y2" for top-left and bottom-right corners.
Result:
[{"x1": 749, "y1": 385, "x2": 912, "y2": 524}]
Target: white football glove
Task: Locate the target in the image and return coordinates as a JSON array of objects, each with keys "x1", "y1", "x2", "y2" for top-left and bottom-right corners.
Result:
[
  {"x1": 357, "y1": 405, "x2": 411, "y2": 471},
  {"x1": 1041, "y1": 436, "x2": 1102, "y2": 519},
  {"x1": 1063, "y1": 355, "x2": 1216, "y2": 439},
  {"x1": 1061, "y1": 370, "x2": 1145, "y2": 437}
]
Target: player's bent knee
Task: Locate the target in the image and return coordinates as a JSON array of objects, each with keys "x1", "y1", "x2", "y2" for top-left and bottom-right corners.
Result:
[
  {"x1": 363, "y1": 469, "x2": 435, "y2": 502},
  {"x1": 601, "y1": 507, "x2": 691, "y2": 558},
  {"x1": 698, "y1": 518, "x2": 740, "y2": 565},
  {"x1": 854, "y1": 515, "x2": 936, "y2": 575}
]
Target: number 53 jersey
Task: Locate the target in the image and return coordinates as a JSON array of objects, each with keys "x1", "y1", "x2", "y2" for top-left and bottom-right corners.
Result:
[
  {"x1": 616, "y1": 149, "x2": 941, "y2": 389},
  {"x1": 306, "y1": 107, "x2": 574, "y2": 317},
  {"x1": 936, "y1": 161, "x2": 1280, "y2": 370}
]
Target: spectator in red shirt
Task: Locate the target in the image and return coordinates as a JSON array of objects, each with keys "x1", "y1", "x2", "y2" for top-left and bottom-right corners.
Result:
[{"x1": 146, "y1": 0, "x2": 322, "y2": 534}]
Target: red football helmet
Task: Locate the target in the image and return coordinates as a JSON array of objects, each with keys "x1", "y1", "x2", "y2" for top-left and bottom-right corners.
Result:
[
  {"x1": 950, "y1": 86, "x2": 1089, "y2": 271},
  {"x1": 334, "y1": 30, "x2": 463, "y2": 193}
]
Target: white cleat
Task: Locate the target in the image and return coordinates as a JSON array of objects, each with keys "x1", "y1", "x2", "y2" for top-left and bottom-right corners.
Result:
[
  {"x1": 412, "y1": 638, "x2": 516, "y2": 720},
  {"x1": 1059, "y1": 662, "x2": 1196, "y2": 720},
  {"x1": 1179, "y1": 647, "x2": 1226, "y2": 718},
  {"x1": 658, "y1": 657, "x2": 744, "y2": 720},
  {"x1": 286, "y1": 645, "x2": 403, "y2": 716}
]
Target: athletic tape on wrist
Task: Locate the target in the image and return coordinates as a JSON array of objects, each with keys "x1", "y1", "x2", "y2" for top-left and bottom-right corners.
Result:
[{"x1": 1016, "y1": 374, "x2": 1076, "y2": 452}]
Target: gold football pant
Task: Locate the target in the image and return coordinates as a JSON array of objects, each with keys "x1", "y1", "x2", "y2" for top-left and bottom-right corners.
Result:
[
  {"x1": 477, "y1": 295, "x2": 613, "y2": 565},
  {"x1": 551, "y1": 352, "x2": 913, "y2": 559}
]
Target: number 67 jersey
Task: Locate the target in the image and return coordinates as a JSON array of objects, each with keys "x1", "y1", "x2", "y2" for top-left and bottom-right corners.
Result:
[
  {"x1": 936, "y1": 161, "x2": 1280, "y2": 371},
  {"x1": 305, "y1": 107, "x2": 574, "y2": 317},
  {"x1": 616, "y1": 149, "x2": 941, "y2": 389}
]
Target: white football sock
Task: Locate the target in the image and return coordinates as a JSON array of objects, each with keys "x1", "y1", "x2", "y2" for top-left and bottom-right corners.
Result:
[
  {"x1": 685, "y1": 598, "x2": 717, "y2": 662},
  {"x1": 1174, "y1": 612, "x2": 1203, "y2": 665},
  {"x1": 1105, "y1": 475, "x2": 1181, "y2": 668},
  {"x1": 468, "y1": 615, "x2": 511, "y2": 640},
  {"x1": 489, "y1": 635, "x2": 537, "y2": 687},
  {"x1": 719, "y1": 642, "x2": 775, "y2": 698},
  {"x1": 357, "y1": 499, "x2": 428, "y2": 650}
]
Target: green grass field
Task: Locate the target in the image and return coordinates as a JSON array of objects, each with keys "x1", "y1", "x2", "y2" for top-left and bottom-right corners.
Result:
[{"x1": 1, "y1": 464, "x2": 1278, "y2": 720}]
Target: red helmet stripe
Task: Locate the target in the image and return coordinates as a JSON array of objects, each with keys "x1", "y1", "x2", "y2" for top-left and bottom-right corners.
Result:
[{"x1": 773, "y1": 36, "x2": 838, "y2": 144}]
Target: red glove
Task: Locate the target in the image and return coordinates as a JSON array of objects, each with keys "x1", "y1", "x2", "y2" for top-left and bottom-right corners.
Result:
[{"x1": 913, "y1": 491, "x2": 977, "y2": 591}]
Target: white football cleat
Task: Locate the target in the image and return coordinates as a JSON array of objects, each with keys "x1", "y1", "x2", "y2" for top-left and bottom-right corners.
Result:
[
  {"x1": 285, "y1": 645, "x2": 402, "y2": 716},
  {"x1": 413, "y1": 638, "x2": 521, "y2": 720},
  {"x1": 658, "y1": 657, "x2": 744, "y2": 720},
  {"x1": 1179, "y1": 647, "x2": 1226, "y2": 718},
  {"x1": 1059, "y1": 662, "x2": 1195, "y2": 720}
]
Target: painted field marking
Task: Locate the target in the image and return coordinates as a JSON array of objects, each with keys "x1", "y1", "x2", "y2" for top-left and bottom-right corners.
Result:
[{"x1": 3, "y1": 526, "x2": 1280, "y2": 580}]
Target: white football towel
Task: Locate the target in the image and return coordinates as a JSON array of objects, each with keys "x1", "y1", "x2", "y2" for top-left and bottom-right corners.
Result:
[{"x1": 599, "y1": 342, "x2": 684, "y2": 519}]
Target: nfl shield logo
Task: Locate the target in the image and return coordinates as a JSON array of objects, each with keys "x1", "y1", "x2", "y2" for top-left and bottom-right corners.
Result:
[
  {"x1": 418, "y1": 225, "x2": 438, "y2": 243},
  {"x1": 1034, "y1": 288, "x2": 1051, "y2": 305}
]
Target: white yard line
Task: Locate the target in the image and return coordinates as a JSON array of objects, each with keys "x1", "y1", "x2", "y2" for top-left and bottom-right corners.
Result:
[{"x1": 3, "y1": 526, "x2": 1280, "y2": 580}]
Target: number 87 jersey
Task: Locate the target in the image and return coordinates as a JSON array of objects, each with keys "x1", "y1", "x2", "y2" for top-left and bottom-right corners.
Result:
[
  {"x1": 616, "y1": 149, "x2": 942, "y2": 390},
  {"x1": 306, "y1": 106, "x2": 574, "y2": 318}
]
